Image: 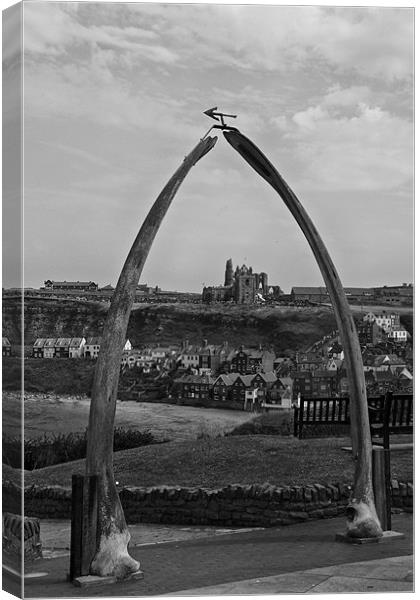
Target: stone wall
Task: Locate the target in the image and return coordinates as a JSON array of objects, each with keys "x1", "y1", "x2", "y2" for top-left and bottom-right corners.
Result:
[
  {"x1": 2, "y1": 479, "x2": 413, "y2": 526},
  {"x1": 2, "y1": 512, "x2": 42, "y2": 560}
]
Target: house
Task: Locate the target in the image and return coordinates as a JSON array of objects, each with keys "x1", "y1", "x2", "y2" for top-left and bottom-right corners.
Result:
[
  {"x1": 266, "y1": 377, "x2": 293, "y2": 408},
  {"x1": 177, "y1": 341, "x2": 200, "y2": 369},
  {"x1": 291, "y1": 371, "x2": 312, "y2": 400},
  {"x1": 295, "y1": 351, "x2": 327, "y2": 372},
  {"x1": 252, "y1": 371, "x2": 278, "y2": 390},
  {"x1": 84, "y1": 337, "x2": 102, "y2": 359},
  {"x1": 229, "y1": 348, "x2": 249, "y2": 374},
  {"x1": 84, "y1": 337, "x2": 131, "y2": 359},
  {"x1": 311, "y1": 370, "x2": 339, "y2": 397},
  {"x1": 327, "y1": 342, "x2": 344, "y2": 359},
  {"x1": 363, "y1": 354, "x2": 406, "y2": 374},
  {"x1": 43, "y1": 338, "x2": 57, "y2": 358},
  {"x1": 230, "y1": 374, "x2": 255, "y2": 406},
  {"x1": 212, "y1": 373, "x2": 236, "y2": 404},
  {"x1": 363, "y1": 311, "x2": 400, "y2": 333},
  {"x1": 229, "y1": 347, "x2": 275, "y2": 375},
  {"x1": 197, "y1": 340, "x2": 230, "y2": 374},
  {"x1": 69, "y1": 337, "x2": 86, "y2": 358},
  {"x1": 248, "y1": 349, "x2": 275, "y2": 374},
  {"x1": 326, "y1": 358, "x2": 343, "y2": 372},
  {"x1": 291, "y1": 287, "x2": 330, "y2": 303},
  {"x1": 2, "y1": 337, "x2": 12, "y2": 357},
  {"x1": 173, "y1": 374, "x2": 215, "y2": 404},
  {"x1": 32, "y1": 338, "x2": 46, "y2": 358},
  {"x1": 387, "y1": 326, "x2": 409, "y2": 343},
  {"x1": 291, "y1": 369, "x2": 338, "y2": 398},
  {"x1": 357, "y1": 320, "x2": 386, "y2": 346},
  {"x1": 54, "y1": 338, "x2": 71, "y2": 358},
  {"x1": 44, "y1": 280, "x2": 98, "y2": 291}
]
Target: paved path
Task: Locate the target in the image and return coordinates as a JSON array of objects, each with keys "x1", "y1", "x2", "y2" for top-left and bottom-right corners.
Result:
[
  {"x1": 168, "y1": 555, "x2": 413, "y2": 595},
  {"x1": 3, "y1": 512, "x2": 413, "y2": 598}
]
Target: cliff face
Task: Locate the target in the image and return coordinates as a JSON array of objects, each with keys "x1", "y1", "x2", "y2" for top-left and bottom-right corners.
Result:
[
  {"x1": 127, "y1": 304, "x2": 337, "y2": 354},
  {"x1": 2, "y1": 297, "x2": 108, "y2": 345},
  {"x1": 2, "y1": 296, "x2": 337, "y2": 355}
]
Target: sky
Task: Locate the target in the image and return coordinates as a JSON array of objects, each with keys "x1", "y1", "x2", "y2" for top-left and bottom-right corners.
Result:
[{"x1": 2, "y1": 1, "x2": 414, "y2": 293}]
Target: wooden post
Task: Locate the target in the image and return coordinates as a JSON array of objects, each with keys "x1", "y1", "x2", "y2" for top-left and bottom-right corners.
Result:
[
  {"x1": 372, "y1": 447, "x2": 391, "y2": 531},
  {"x1": 298, "y1": 396, "x2": 305, "y2": 439},
  {"x1": 70, "y1": 475, "x2": 98, "y2": 580}
]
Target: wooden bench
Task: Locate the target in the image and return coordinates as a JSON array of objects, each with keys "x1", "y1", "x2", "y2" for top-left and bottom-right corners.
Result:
[{"x1": 293, "y1": 393, "x2": 413, "y2": 440}]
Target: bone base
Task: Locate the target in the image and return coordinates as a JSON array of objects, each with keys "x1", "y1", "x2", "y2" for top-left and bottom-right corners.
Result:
[
  {"x1": 336, "y1": 530, "x2": 405, "y2": 545},
  {"x1": 90, "y1": 529, "x2": 140, "y2": 580},
  {"x1": 74, "y1": 570, "x2": 144, "y2": 588}
]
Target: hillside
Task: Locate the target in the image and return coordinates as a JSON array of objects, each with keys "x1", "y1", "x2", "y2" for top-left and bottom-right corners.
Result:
[
  {"x1": 2, "y1": 296, "x2": 108, "y2": 345},
  {"x1": 3, "y1": 297, "x2": 338, "y2": 355}
]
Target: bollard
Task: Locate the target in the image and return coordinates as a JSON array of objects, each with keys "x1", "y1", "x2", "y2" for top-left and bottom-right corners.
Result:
[
  {"x1": 70, "y1": 474, "x2": 99, "y2": 581},
  {"x1": 372, "y1": 446, "x2": 392, "y2": 531}
]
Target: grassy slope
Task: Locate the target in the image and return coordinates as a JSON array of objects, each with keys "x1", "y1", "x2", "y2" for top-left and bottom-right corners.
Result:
[
  {"x1": 3, "y1": 358, "x2": 96, "y2": 394},
  {"x1": 12, "y1": 435, "x2": 413, "y2": 490}
]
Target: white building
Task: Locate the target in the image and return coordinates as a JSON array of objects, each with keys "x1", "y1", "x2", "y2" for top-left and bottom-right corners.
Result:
[
  {"x1": 84, "y1": 337, "x2": 102, "y2": 359},
  {"x1": 69, "y1": 337, "x2": 86, "y2": 358},
  {"x1": 387, "y1": 326, "x2": 409, "y2": 343},
  {"x1": 177, "y1": 345, "x2": 200, "y2": 369},
  {"x1": 84, "y1": 337, "x2": 132, "y2": 359},
  {"x1": 363, "y1": 311, "x2": 400, "y2": 333}
]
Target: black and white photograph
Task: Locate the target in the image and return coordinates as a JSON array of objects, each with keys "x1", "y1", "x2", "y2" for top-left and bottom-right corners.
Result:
[{"x1": 2, "y1": 0, "x2": 414, "y2": 597}]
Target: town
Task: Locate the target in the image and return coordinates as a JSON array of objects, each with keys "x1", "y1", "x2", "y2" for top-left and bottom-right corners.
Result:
[{"x1": 3, "y1": 296, "x2": 413, "y2": 411}]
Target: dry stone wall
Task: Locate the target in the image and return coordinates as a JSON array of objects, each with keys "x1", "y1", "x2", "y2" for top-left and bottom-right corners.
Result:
[{"x1": 3, "y1": 479, "x2": 413, "y2": 526}]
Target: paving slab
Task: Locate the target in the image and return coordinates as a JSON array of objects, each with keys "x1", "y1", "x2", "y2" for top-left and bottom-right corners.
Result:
[
  {"x1": 309, "y1": 575, "x2": 413, "y2": 593},
  {"x1": 307, "y1": 554, "x2": 413, "y2": 580},
  {"x1": 167, "y1": 556, "x2": 414, "y2": 596},
  {"x1": 167, "y1": 572, "x2": 331, "y2": 595}
]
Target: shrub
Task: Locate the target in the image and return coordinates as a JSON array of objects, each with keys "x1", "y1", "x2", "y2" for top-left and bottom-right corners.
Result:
[{"x1": 2, "y1": 427, "x2": 163, "y2": 470}]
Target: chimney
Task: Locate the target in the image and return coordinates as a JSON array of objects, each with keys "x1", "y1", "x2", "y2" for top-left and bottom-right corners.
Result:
[{"x1": 202, "y1": 339, "x2": 208, "y2": 347}]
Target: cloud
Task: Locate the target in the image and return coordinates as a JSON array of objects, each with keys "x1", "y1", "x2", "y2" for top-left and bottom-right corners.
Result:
[
  {"x1": 23, "y1": 4, "x2": 413, "y2": 83},
  {"x1": 281, "y1": 91, "x2": 413, "y2": 191}
]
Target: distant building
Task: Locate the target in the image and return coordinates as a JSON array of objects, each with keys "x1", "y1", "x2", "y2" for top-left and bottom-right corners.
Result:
[
  {"x1": 363, "y1": 353, "x2": 407, "y2": 374},
  {"x1": 295, "y1": 351, "x2": 327, "y2": 372},
  {"x1": 203, "y1": 259, "x2": 276, "y2": 304},
  {"x1": 32, "y1": 337, "x2": 130, "y2": 359},
  {"x1": 228, "y1": 347, "x2": 275, "y2": 375},
  {"x1": 2, "y1": 337, "x2": 12, "y2": 357},
  {"x1": 291, "y1": 286, "x2": 375, "y2": 304},
  {"x1": 84, "y1": 337, "x2": 102, "y2": 359},
  {"x1": 357, "y1": 320, "x2": 386, "y2": 346},
  {"x1": 44, "y1": 280, "x2": 99, "y2": 292},
  {"x1": 361, "y1": 312, "x2": 408, "y2": 343},
  {"x1": 68, "y1": 338, "x2": 86, "y2": 358},
  {"x1": 291, "y1": 369, "x2": 338, "y2": 399}
]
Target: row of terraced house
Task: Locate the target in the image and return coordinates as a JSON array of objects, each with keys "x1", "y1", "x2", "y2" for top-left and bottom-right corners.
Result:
[
  {"x1": 172, "y1": 371, "x2": 293, "y2": 411},
  {"x1": 32, "y1": 337, "x2": 132, "y2": 359}
]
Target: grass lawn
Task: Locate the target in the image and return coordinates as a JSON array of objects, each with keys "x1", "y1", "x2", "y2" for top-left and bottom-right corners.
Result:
[{"x1": 8, "y1": 434, "x2": 413, "y2": 490}]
